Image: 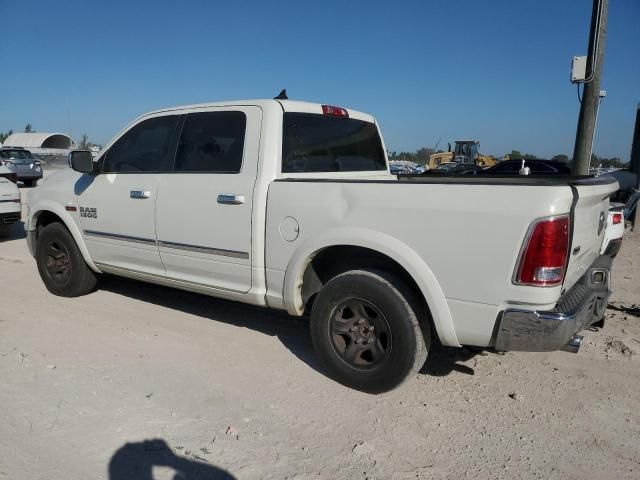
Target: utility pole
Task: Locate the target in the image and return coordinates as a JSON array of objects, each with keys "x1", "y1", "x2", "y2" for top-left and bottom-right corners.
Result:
[
  {"x1": 572, "y1": 0, "x2": 608, "y2": 175},
  {"x1": 631, "y1": 104, "x2": 640, "y2": 230},
  {"x1": 631, "y1": 103, "x2": 640, "y2": 188}
]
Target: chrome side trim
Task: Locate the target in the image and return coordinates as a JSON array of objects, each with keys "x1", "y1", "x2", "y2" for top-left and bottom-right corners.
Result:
[
  {"x1": 157, "y1": 240, "x2": 249, "y2": 259},
  {"x1": 84, "y1": 230, "x2": 156, "y2": 246},
  {"x1": 83, "y1": 230, "x2": 249, "y2": 259}
]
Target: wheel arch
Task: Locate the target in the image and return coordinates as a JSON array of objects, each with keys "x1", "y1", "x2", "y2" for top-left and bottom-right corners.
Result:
[
  {"x1": 30, "y1": 202, "x2": 100, "y2": 273},
  {"x1": 282, "y1": 230, "x2": 460, "y2": 347}
]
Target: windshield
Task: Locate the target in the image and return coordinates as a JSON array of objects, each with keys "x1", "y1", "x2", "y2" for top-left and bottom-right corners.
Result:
[
  {"x1": 282, "y1": 113, "x2": 386, "y2": 173},
  {"x1": 0, "y1": 149, "x2": 33, "y2": 160}
]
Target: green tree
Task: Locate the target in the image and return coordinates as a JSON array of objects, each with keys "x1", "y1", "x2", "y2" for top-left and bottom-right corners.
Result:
[
  {"x1": 590, "y1": 154, "x2": 628, "y2": 169},
  {"x1": 24, "y1": 124, "x2": 33, "y2": 133},
  {"x1": 79, "y1": 133, "x2": 92, "y2": 149},
  {"x1": 0, "y1": 129, "x2": 14, "y2": 144},
  {"x1": 506, "y1": 150, "x2": 537, "y2": 160},
  {"x1": 551, "y1": 154, "x2": 570, "y2": 162}
]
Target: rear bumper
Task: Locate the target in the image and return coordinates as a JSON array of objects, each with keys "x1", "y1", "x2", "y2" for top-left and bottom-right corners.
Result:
[
  {"x1": 603, "y1": 238, "x2": 622, "y2": 257},
  {"x1": 495, "y1": 255, "x2": 612, "y2": 352},
  {"x1": 17, "y1": 171, "x2": 43, "y2": 181}
]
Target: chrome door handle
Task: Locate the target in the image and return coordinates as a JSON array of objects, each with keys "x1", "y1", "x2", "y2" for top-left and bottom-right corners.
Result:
[
  {"x1": 130, "y1": 190, "x2": 151, "y2": 199},
  {"x1": 217, "y1": 194, "x2": 245, "y2": 205}
]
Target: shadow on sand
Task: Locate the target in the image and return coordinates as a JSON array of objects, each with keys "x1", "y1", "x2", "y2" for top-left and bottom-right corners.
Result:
[
  {"x1": 100, "y1": 275, "x2": 486, "y2": 380},
  {"x1": 109, "y1": 439, "x2": 234, "y2": 480}
]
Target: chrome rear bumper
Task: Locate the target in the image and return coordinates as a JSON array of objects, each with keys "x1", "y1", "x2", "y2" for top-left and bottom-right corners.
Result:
[{"x1": 495, "y1": 255, "x2": 612, "y2": 352}]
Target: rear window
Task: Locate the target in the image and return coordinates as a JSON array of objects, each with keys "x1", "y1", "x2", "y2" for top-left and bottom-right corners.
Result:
[
  {"x1": 0, "y1": 150, "x2": 33, "y2": 159},
  {"x1": 282, "y1": 113, "x2": 386, "y2": 173}
]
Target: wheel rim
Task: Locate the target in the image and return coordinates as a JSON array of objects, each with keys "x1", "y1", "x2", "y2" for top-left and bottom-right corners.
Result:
[
  {"x1": 44, "y1": 240, "x2": 71, "y2": 284},
  {"x1": 329, "y1": 298, "x2": 392, "y2": 370}
]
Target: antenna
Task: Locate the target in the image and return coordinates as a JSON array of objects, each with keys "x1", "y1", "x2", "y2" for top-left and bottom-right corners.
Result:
[{"x1": 274, "y1": 89, "x2": 288, "y2": 100}]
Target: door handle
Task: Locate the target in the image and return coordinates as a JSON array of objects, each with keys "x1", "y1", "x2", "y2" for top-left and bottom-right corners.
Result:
[
  {"x1": 217, "y1": 194, "x2": 245, "y2": 205},
  {"x1": 130, "y1": 190, "x2": 151, "y2": 199}
]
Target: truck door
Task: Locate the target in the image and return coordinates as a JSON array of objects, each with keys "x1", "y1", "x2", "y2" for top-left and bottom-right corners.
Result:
[
  {"x1": 77, "y1": 114, "x2": 180, "y2": 275},
  {"x1": 155, "y1": 107, "x2": 261, "y2": 293}
]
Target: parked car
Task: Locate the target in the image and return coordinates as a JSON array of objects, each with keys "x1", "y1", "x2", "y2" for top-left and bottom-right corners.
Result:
[
  {"x1": 389, "y1": 163, "x2": 406, "y2": 175},
  {"x1": 482, "y1": 159, "x2": 572, "y2": 175},
  {"x1": 433, "y1": 162, "x2": 458, "y2": 172},
  {"x1": 0, "y1": 164, "x2": 21, "y2": 236},
  {"x1": 0, "y1": 147, "x2": 43, "y2": 187},
  {"x1": 26, "y1": 98, "x2": 619, "y2": 392},
  {"x1": 425, "y1": 163, "x2": 484, "y2": 175}
]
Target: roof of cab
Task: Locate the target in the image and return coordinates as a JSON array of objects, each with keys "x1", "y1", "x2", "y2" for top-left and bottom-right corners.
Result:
[{"x1": 143, "y1": 99, "x2": 376, "y2": 124}]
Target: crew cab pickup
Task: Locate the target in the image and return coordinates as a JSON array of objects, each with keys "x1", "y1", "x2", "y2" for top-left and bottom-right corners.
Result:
[{"x1": 25, "y1": 99, "x2": 619, "y2": 392}]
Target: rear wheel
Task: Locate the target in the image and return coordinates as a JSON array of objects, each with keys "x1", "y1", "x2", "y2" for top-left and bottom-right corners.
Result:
[
  {"x1": 23, "y1": 179, "x2": 35, "y2": 188},
  {"x1": 36, "y1": 222, "x2": 97, "y2": 297},
  {"x1": 310, "y1": 269, "x2": 429, "y2": 393}
]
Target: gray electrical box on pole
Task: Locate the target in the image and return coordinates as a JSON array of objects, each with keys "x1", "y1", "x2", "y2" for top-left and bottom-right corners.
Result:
[{"x1": 572, "y1": 0, "x2": 608, "y2": 176}]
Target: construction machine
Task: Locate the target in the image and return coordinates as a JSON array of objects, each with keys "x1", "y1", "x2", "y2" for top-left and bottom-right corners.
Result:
[{"x1": 428, "y1": 140, "x2": 497, "y2": 169}]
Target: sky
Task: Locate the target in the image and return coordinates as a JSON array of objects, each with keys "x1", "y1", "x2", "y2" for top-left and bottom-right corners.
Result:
[{"x1": 0, "y1": 0, "x2": 638, "y2": 160}]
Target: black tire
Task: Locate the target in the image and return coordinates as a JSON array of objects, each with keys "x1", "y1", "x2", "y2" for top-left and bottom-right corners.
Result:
[
  {"x1": 23, "y1": 179, "x2": 35, "y2": 188},
  {"x1": 310, "y1": 269, "x2": 429, "y2": 393},
  {"x1": 36, "y1": 222, "x2": 97, "y2": 297}
]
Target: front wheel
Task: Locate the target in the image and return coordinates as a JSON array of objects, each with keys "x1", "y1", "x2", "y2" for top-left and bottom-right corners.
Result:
[
  {"x1": 310, "y1": 269, "x2": 429, "y2": 393},
  {"x1": 36, "y1": 222, "x2": 97, "y2": 297}
]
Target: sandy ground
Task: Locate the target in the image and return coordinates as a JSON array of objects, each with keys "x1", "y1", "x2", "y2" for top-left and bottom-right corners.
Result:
[{"x1": 1, "y1": 178, "x2": 639, "y2": 480}]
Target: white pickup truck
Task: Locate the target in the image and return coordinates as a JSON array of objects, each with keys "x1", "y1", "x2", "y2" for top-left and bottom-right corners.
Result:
[{"x1": 26, "y1": 99, "x2": 619, "y2": 392}]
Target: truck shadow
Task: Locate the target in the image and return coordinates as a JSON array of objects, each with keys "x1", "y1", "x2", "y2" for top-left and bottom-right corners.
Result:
[
  {"x1": 100, "y1": 275, "x2": 319, "y2": 371},
  {"x1": 109, "y1": 438, "x2": 234, "y2": 479},
  {"x1": 99, "y1": 276, "x2": 480, "y2": 379}
]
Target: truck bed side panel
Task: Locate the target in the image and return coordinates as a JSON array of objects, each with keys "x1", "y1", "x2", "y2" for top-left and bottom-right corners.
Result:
[{"x1": 265, "y1": 180, "x2": 576, "y2": 346}]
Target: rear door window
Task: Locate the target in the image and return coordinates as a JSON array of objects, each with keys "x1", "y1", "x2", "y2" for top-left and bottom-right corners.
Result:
[
  {"x1": 282, "y1": 113, "x2": 386, "y2": 173},
  {"x1": 174, "y1": 111, "x2": 246, "y2": 173}
]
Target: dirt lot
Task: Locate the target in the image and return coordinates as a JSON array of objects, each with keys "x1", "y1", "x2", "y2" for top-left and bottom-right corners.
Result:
[{"x1": 1, "y1": 180, "x2": 639, "y2": 480}]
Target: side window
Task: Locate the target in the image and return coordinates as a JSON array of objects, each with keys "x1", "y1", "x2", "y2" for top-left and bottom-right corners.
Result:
[
  {"x1": 103, "y1": 115, "x2": 179, "y2": 173},
  {"x1": 532, "y1": 163, "x2": 554, "y2": 173},
  {"x1": 496, "y1": 162, "x2": 520, "y2": 173},
  {"x1": 174, "y1": 111, "x2": 246, "y2": 173}
]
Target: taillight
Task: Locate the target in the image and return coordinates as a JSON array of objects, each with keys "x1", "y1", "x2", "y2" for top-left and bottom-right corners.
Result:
[
  {"x1": 322, "y1": 105, "x2": 349, "y2": 118},
  {"x1": 514, "y1": 215, "x2": 570, "y2": 286},
  {"x1": 612, "y1": 213, "x2": 622, "y2": 225}
]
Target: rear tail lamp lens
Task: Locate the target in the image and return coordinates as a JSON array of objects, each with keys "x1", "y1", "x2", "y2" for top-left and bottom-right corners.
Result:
[
  {"x1": 514, "y1": 215, "x2": 570, "y2": 286},
  {"x1": 612, "y1": 213, "x2": 622, "y2": 225}
]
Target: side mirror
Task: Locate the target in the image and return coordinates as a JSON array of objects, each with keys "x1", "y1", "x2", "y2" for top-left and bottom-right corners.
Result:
[{"x1": 69, "y1": 150, "x2": 96, "y2": 174}]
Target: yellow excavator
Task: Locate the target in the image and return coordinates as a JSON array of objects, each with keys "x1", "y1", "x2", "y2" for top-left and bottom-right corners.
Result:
[{"x1": 428, "y1": 140, "x2": 497, "y2": 169}]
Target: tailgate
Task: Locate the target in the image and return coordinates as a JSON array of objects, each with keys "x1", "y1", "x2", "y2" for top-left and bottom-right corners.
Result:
[{"x1": 564, "y1": 177, "x2": 619, "y2": 290}]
